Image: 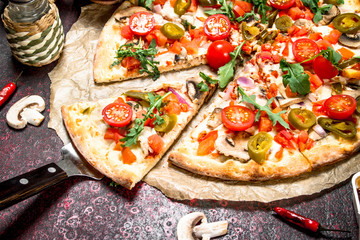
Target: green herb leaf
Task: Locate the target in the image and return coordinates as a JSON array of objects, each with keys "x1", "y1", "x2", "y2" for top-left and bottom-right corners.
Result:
[
  {"x1": 218, "y1": 42, "x2": 245, "y2": 88},
  {"x1": 280, "y1": 59, "x2": 310, "y2": 95},
  {"x1": 111, "y1": 39, "x2": 160, "y2": 80},
  {"x1": 198, "y1": 72, "x2": 219, "y2": 92},
  {"x1": 238, "y1": 87, "x2": 290, "y2": 129},
  {"x1": 205, "y1": 0, "x2": 236, "y2": 21},
  {"x1": 139, "y1": 0, "x2": 154, "y2": 9},
  {"x1": 121, "y1": 92, "x2": 171, "y2": 147},
  {"x1": 197, "y1": 82, "x2": 209, "y2": 92},
  {"x1": 249, "y1": 0, "x2": 271, "y2": 23},
  {"x1": 182, "y1": 20, "x2": 196, "y2": 30},
  {"x1": 301, "y1": 0, "x2": 332, "y2": 23},
  {"x1": 236, "y1": 7, "x2": 259, "y2": 22}
]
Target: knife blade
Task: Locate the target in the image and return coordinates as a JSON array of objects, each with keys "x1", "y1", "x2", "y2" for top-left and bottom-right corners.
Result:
[{"x1": 0, "y1": 143, "x2": 104, "y2": 210}]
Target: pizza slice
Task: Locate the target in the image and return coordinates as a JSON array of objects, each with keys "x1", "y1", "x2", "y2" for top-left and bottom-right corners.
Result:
[
  {"x1": 93, "y1": 6, "x2": 210, "y2": 83},
  {"x1": 61, "y1": 76, "x2": 215, "y2": 189},
  {"x1": 168, "y1": 60, "x2": 312, "y2": 181}
]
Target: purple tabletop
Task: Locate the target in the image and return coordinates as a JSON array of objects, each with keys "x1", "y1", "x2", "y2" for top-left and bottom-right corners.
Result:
[{"x1": 0, "y1": 1, "x2": 358, "y2": 239}]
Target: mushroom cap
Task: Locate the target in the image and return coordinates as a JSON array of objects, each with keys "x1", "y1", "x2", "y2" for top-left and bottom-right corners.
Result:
[
  {"x1": 338, "y1": 33, "x2": 360, "y2": 49},
  {"x1": 6, "y1": 95, "x2": 45, "y2": 129},
  {"x1": 177, "y1": 212, "x2": 207, "y2": 240}
]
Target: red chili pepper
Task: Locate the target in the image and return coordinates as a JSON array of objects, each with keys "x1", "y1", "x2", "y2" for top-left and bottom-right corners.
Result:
[
  {"x1": 0, "y1": 71, "x2": 23, "y2": 107},
  {"x1": 274, "y1": 207, "x2": 350, "y2": 233}
]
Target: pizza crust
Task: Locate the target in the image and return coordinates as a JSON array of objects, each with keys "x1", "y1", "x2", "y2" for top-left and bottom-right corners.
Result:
[{"x1": 93, "y1": 6, "x2": 207, "y2": 83}]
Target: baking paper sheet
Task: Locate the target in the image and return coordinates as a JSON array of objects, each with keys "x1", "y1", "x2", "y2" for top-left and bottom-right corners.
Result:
[{"x1": 48, "y1": 3, "x2": 360, "y2": 202}]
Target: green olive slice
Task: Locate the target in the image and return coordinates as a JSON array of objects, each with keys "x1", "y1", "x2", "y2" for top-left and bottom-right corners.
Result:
[
  {"x1": 248, "y1": 132, "x2": 273, "y2": 164},
  {"x1": 275, "y1": 15, "x2": 293, "y2": 33},
  {"x1": 288, "y1": 108, "x2": 316, "y2": 130},
  {"x1": 160, "y1": 23, "x2": 185, "y2": 40}
]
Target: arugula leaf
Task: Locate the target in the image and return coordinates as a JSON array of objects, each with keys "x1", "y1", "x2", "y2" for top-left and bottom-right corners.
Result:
[
  {"x1": 121, "y1": 92, "x2": 171, "y2": 147},
  {"x1": 218, "y1": 41, "x2": 245, "y2": 88},
  {"x1": 238, "y1": 87, "x2": 290, "y2": 129},
  {"x1": 205, "y1": 0, "x2": 236, "y2": 21},
  {"x1": 138, "y1": 0, "x2": 154, "y2": 10},
  {"x1": 182, "y1": 20, "x2": 196, "y2": 30},
  {"x1": 300, "y1": 47, "x2": 342, "y2": 70},
  {"x1": 198, "y1": 72, "x2": 218, "y2": 92},
  {"x1": 249, "y1": 0, "x2": 271, "y2": 23},
  {"x1": 236, "y1": 7, "x2": 259, "y2": 22},
  {"x1": 300, "y1": 0, "x2": 332, "y2": 23},
  {"x1": 111, "y1": 39, "x2": 160, "y2": 80},
  {"x1": 280, "y1": 59, "x2": 310, "y2": 95}
]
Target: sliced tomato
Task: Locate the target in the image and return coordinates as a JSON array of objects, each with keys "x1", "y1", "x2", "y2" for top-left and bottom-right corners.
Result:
[
  {"x1": 221, "y1": 105, "x2": 255, "y2": 131},
  {"x1": 305, "y1": 70, "x2": 323, "y2": 92},
  {"x1": 324, "y1": 95, "x2": 357, "y2": 120},
  {"x1": 204, "y1": 14, "x2": 231, "y2": 41},
  {"x1": 292, "y1": 38, "x2": 319, "y2": 63},
  {"x1": 121, "y1": 25, "x2": 134, "y2": 40},
  {"x1": 270, "y1": 0, "x2": 295, "y2": 9},
  {"x1": 287, "y1": 7, "x2": 305, "y2": 20},
  {"x1": 122, "y1": 147, "x2": 137, "y2": 164},
  {"x1": 312, "y1": 100, "x2": 326, "y2": 116},
  {"x1": 197, "y1": 130, "x2": 218, "y2": 156},
  {"x1": 104, "y1": 128, "x2": 124, "y2": 142},
  {"x1": 129, "y1": 12, "x2": 155, "y2": 36},
  {"x1": 148, "y1": 134, "x2": 164, "y2": 154},
  {"x1": 313, "y1": 56, "x2": 339, "y2": 79},
  {"x1": 206, "y1": 40, "x2": 234, "y2": 70},
  {"x1": 102, "y1": 102, "x2": 133, "y2": 127},
  {"x1": 274, "y1": 130, "x2": 296, "y2": 150},
  {"x1": 233, "y1": 4, "x2": 246, "y2": 17},
  {"x1": 233, "y1": 0, "x2": 253, "y2": 17},
  {"x1": 164, "y1": 101, "x2": 182, "y2": 115}
]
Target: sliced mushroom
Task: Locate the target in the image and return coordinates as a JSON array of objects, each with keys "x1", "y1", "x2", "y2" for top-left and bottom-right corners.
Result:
[
  {"x1": 186, "y1": 79, "x2": 202, "y2": 102},
  {"x1": 277, "y1": 97, "x2": 306, "y2": 108},
  {"x1": 338, "y1": 33, "x2": 360, "y2": 49},
  {"x1": 319, "y1": 5, "x2": 340, "y2": 25},
  {"x1": 206, "y1": 108, "x2": 222, "y2": 129},
  {"x1": 215, "y1": 131, "x2": 251, "y2": 162},
  {"x1": 177, "y1": 212, "x2": 228, "y2": 240},
  {"x1": 6, "y1": 95, "x2": 45, "y2": 129}
]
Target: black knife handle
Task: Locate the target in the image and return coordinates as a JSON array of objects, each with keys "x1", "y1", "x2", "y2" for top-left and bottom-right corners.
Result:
[{"x1": 0, "y1": 163, "x2": 68, "y2": 210}]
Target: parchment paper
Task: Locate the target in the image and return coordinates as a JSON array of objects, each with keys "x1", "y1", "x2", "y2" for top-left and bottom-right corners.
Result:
[{"x1": 49, "y1": 4, "x2": 360, "y2": 202}]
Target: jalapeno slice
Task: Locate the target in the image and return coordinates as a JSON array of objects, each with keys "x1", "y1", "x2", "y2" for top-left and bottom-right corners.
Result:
[
  {"x1": 160, "y1": 23, "x2": 185, "y2": 40},
  {"x1": 199, "y1": 0, "x2": 217, "y2": 6},
  {"x1": 288, "y1": 108, "x2": 316, "y2": 130},
  {"x1": 275, "y1": 15, "x2": 293, "y2": 33},
  {"x1": 331, "y1": 82, "x2": 343, "y2": 94},
  {"x1": 125, "y1": 91, "x2": 150, "y2": 102},
  {"x1": 324, "y1": 0, "x2": 341, "y2": 5},
  {"x1": 356, "y1": 96, "x2": 360, "y2": 114},
  {"x1": 332, "y1": 13, "x2": 360, "y2": 34},
  {"x1": 154, "y1": 114, "x2": 177, "y2": 133},
  {"x1": 248, "y1": 132, "x2": 273, "y2": 164},
  {"x1": 338, "y1": 57, "x2": 360, "y2": 69},
  {"x1": 242, "y1": 22, "x2": 260, "y2": 41},
  {"x1": 174, "y1": 0, "x2": 191, "y2": 16},
  {"x1": 318, "y1": 117, "x2": 357, "y2": 139},
  {"x1": 267, "y1": 10, "x2": 278, "y2": 28}
]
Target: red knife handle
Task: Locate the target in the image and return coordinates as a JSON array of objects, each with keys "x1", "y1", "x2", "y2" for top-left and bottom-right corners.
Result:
[{"x1": 0, "y1": 163, "x2": 68, "y2": 210}]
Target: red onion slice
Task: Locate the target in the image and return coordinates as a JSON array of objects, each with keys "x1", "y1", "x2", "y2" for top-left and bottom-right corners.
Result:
[
  {"x1": 312, "y1": 124, "x2": 327, "y2": 138},
  {"x1": 237, "y1": 77, "x2": 255, "y2": 89},
  {"x1": 168, "y1": 87, "x2": 190, "y2": 106}
]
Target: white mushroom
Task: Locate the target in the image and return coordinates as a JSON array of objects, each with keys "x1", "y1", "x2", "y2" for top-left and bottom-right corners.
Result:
[
  {"x1": 177, "y1": 212, "x2": 228, "y2": 240},
  {"x1": 6, "y1": 95, "x2": 45, "y2": 129}
]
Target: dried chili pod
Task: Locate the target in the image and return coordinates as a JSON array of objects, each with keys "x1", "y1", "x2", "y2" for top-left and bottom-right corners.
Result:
[
  {"x1": 0, "y1": 71, "x2": 23, "y2": 107},
  {"x1": 274, "y1": 207, "x2": 350, "y2": 233}
]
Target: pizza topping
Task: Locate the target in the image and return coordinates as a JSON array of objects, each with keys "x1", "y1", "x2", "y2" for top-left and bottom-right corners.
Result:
[
  {"x1": 311, "y1": 124, "x2": 328, "y2": 139},
  {"x1": 129, "y1": 12, "x2": 155, "y2": 36},
  {"x1": 313, "y1": 56, "x2": 339, "y2": 79},
  {"x1": 186, "y1": 79, "x2": 203, "y2": 101},
  {"x1": 125, "y1": 90, "x2": 150, "y2": 102},
  {"x1": 160, "y1": 23, "x2": 185, "y2": 39},
  {"x1": 280, "y1": 59, "x2": 311, "y2": 95},
  {"x1": 197, "y1": 130, "x2": 218, "y2": 155},
  {"x1": 174, "y1": 0, "x2": 191, "y2": 16},
  {"x1": 204, "y1": 0, "x2": 236, "y2": 22},
  {"x1": 148, "y1": 133, "x2": 164, "y2": 154},
  {"x1": 168, "y1": 87, "x2": 190, "y2": 106},
  {"x1": 112, "y1": 39, "x2": 160, "y2": 80},
  {"x1": 300, "y1": 0, "x2": 332, "y2": 23},
  {"x1": 323, "y1": 94, "x2": 357, "y2": 119},
  {"x1": 332, "y1": 13, "x2": 360, "y2": 34},
  {"x1": 292, "y1": 38, "x2": 319, "y2": 63},
  {"x1": 319, "y1": 5, "x2": 340, "y2": 25},
  {"x1": 102, "y1": 102, "x2": 133, "y2": 128},
  {"x1": 204, "y1": 14, "x2": 231, "y2": 41},
  {"x1": 221, "y1": 105, "x2": 255, "y2": 131},
  {"x1": 318, "y1": 117, "x2": 357, "y2": 138},
  {"x1": 207, "y1": 108, "x2": 223, "y2": 129},
  {"x1": 247, "y1": 132, "x2": 273, "y2": 164},
  {"x1": 121, "y1": 147, "x2": 137, "y2": 164},
  {"x1": 214, "y1": 131, "x2": 251, "y2": 161},
  {"x1": 275, "y1": 15, "x2": 293, "y2": 32},
  {"x1": 288, "y1": 108, "x2": 316, "y2": 130},
  {"x1": 270, "y1": 0, "x2": 295, "y2": 10},
  {"x1": 241, "y1": 22, "x2": 260, "y2": 41},
  {"x1": 338, "y1": 33, "x2": 360, "y2": 49},
  {"x1": 207, "y1": 40, "x2": 234, "y2": 70},
  {"x1": 199, "y1": 0, "x2": 217, "y2": 6},
  {"x1": 238, "y1": 86, "x2": 290, "y2": 129},
  {"x1": 154, "y1": 114, "x2": 177, "y2": 132}
]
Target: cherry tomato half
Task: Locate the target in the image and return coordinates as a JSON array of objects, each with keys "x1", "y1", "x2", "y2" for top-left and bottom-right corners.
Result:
[
  {"x1": 204, "y1": 14, "x2": 231, "y2": 41},
  {"x1": 270, "y1": 0, "x2": 295, "y2": 9},
  {"x1": 313, "y1": 56, "x2": 339, "y2": 79},
  {"x1": 292, "y1": 38, "x2": 319, "y2": 63},
  {"x1": 324, "y1": 95, "x2": 356, "y2": 120},
  {"x1": 102, "y1": 102, "x2": 133, "y2": 127},
  {"x1": 206, "y1": 40, "x2": 234, "y2": 70},
  {"x1": 129, "y1": 12, "x2": 155, "y2": 36},
  {"x1": 221, "y1": 105, "x2": 255, "y2": 131}
]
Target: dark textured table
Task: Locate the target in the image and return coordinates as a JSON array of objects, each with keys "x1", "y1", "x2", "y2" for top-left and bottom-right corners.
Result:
[{"x1": 0, "y1": 1, "x2": 358, "y2": 239}]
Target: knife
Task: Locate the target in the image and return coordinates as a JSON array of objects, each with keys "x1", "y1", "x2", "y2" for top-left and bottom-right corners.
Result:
[{"x1": 0, "y1": 143, "x2": 104, "y2": 210}]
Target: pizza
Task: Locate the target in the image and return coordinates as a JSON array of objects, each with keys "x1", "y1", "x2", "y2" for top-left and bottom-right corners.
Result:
[{"x1": 64, "y1": 0, "x2": 360, "y2": 188}]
